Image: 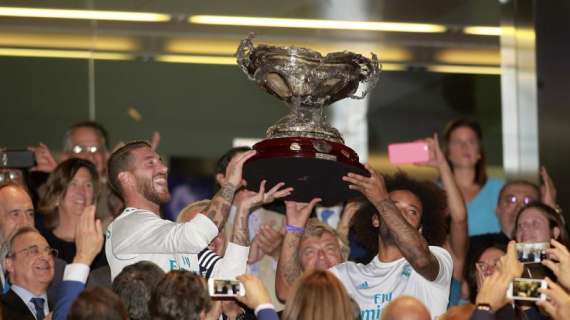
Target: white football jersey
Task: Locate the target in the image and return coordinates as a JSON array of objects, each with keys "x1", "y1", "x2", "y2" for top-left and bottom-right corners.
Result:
[{"x1": 330, "y1": 246, "x2": 452, "y2": 319}]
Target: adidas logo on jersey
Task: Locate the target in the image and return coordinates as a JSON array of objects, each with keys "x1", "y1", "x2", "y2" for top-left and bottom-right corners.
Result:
[{"x1": 357, "y1": 281, "x2": 369, "y2": 289}]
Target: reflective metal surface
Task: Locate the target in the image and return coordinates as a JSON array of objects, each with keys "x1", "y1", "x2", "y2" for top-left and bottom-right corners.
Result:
[{"x1": 237, "y1": 35, "x2": 380, "y2": 143}]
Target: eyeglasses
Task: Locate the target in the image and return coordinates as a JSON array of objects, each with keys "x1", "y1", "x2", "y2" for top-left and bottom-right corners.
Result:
[
  {"x1": 9, "y1": 245, "x2": 58, "y2": 259},
  {"x1": 71, "y1": 145, "x2": 99, "y2": 154},
  {"x1": 0, "y1": 170, "x2": 22, "y2": 185},
  {"x1": 475, "y1": 259, "x2": 500, "y2": 275},
  {"x1": 503, "y1": 195, "x2": 535, "y2": 206}
]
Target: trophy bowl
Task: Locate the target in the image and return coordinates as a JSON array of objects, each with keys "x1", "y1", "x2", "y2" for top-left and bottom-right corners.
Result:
[{"x1": 237, "y1": 35, "x2": 380, "y2": 206}]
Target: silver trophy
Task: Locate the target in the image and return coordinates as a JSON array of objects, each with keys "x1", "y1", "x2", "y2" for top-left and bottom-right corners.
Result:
[{"x1": 237, "y1": 34, "x2": 381, "y2": 206}]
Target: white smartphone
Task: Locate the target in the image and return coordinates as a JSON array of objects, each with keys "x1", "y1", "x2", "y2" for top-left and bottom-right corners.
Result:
[
  {"x1": 507, "y1": 278, "x2": 547, "y2": 301},
  {"x1": 515, "y1": 242, "x2": 550, "y2": 264},
  {"x1": 207, "y1": 278, "x2": 245, "y2": 297}
]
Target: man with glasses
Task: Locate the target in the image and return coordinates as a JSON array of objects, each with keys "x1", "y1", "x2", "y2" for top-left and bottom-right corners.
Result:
[
  {"x1": 494, "y1": 181, "x2": 541, "y2": 242},
  {"x1": 61, "y1": 121, "x2": 110, "y2": 179},
  {"x1": 0, "y1": 184, "x2": 35, "y2": 292},
  {"x1": 2, "y1": 226, "x2": 56, "y2": 320}
]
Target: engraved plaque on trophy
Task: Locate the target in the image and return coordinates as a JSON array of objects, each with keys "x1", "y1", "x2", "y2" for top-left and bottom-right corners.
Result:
[{"x1": 237, "y1": 35, "x2": 381, "y2": 206}]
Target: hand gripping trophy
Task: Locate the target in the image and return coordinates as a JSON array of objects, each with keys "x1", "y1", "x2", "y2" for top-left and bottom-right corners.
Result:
[{"x1": 237, "y1": 35, "x2": 381, "y2": 206}]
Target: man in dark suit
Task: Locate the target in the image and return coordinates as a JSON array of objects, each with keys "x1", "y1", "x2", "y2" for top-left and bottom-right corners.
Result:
[
  {"x1": 2, "y1": 226, "x2": 55, "y2": 320},
  {"x1": 0, "y1": 183, "x2": 35, "y2": 292}
]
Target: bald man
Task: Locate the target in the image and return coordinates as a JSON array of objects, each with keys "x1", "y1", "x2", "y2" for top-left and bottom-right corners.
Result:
[
  {"x1": 381, "y1": 296, "x2": 431, "y2": 320},
  {"x1": 0, "y1": 183, "x2": 35, "y2": 290}
]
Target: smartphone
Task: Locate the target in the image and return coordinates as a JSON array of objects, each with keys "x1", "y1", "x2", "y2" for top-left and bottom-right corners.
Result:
[
  {"x1": 388, "y1": 142, "x2": 430, "y2": 164},
  {"x1": 515, "y1": 242, "x2": 550, "y2": 264},
  {"x1": 0, "y1": 150, "x2": 35, "y2": 168},
  {"x1": 207, "y1": 278, "x2": 245, "y2": 297},
  {"x1": 507, "y1": 278, "x2": 547, "y2": 301}
]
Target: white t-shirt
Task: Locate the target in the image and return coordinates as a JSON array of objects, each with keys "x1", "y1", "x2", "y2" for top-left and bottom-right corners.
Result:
[
  {"x1": 330, "y1": 246, "x2": 452, "y2": 319},
  {"x1": 105, "y1": 207, "x2": 249, "y2": 280}
]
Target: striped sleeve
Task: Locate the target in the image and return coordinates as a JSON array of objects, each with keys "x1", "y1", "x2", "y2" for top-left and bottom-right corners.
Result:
[{"x1": 197, "y1": 248, "x2": 222, "y2": 279}]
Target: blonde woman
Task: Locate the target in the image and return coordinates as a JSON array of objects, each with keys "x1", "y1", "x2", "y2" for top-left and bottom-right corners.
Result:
[{"x1": 282, "y1": 269, "x2": 357, "y2": 320}]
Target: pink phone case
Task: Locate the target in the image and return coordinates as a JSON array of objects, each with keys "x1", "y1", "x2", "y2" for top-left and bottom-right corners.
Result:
[{"x1": 388, "y1": 142, "x2": 430, "y2": 164}]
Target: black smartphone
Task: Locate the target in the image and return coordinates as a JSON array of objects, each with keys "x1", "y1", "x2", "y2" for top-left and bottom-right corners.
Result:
[{"x1": 0, "y1": 150, "x2": 36, "y2": 168}]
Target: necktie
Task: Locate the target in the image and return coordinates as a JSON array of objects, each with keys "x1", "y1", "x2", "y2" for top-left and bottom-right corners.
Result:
[{"x1": 30, "y1": 297, "x2": 45, "y2": 320}]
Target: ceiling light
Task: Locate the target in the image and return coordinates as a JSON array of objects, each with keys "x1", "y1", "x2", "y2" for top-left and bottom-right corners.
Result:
[
  {"x1": 427, "y1": 65, "x2": 500, "y2": 75},
  {"x1": 189, "y1": 15, "x2": 446, "y2": 33},
  {"x1": 463, "y1": 26, "x2": 501, "y2": 36},
  {"x1": 435, "y1": 49, "x2": 500, "y2": 65},
  {"x1": 0, "y1": 32, "x2": 138, "y2": 51},
  {"x1": 0, "y1": 7, "x2": 170, "y2": 22},
  {"x1": 0, "y1": 48, "x2": 132, "y2": 60},
  {"x1": 156, "y1": 55, "x2": 236, "y2": 65}
]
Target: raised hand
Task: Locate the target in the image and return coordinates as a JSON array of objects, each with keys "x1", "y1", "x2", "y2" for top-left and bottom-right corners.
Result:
[
  {"x1": 28, "y1": 143, "x2": 57, "y2": 173},
  {"x1": 285, "y1": 198, "x2": 321, "y2": 228},
  {"x1": 235, "y1": 274, "x2": 272, "y2": 310},
  {"x1": 73, "y1": 205, "x2": 103, "y2": 265},
  {"x1": 543, "y1": 239, "x2": 570, "y2": 290},
  {"x1": 237, "y1": 181, "x2": 293, "y2": 211},
  {"x1": 342, "y1": 164, "x2": 388, "y2": 207},
  {"x1": 337, "y1": 200, "x2": 362, "y2": 239},
  {"x1": 224, "y1": 150, "x2": 257, "y2": 188},
  {"x1": 537, "y1": 278, "x2": 570, "y2": 320},
  {"x1": 540, "y1": 166, "x2": 558, "y2": 209},
  {"x1": 418, "y1": 133, "x2": 447, "y2": 169},
  {"x1": 150, "y1": 131, "x2": 161, "y2": 151},
  {"x1": 496, "y1": 241, "x2": 524, "y2": 279}
]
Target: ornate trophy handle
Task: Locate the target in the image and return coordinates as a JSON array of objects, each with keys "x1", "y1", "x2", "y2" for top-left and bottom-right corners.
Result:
[
  {"x1": 236, "y1": 33, "x2": 256, "y2": 80},
  {"x1": 348, "y1": 53, "x2": 381, "y2": 100}
]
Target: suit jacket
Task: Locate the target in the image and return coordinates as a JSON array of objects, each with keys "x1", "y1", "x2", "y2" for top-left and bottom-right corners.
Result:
[
  {"x1": 257, "y1": 308, "x2": 279, "y2": 320},
  {"x1": 1, "y1": 288, "x2": 52, "y2": 320},
  {"x1": 53, "y1": 280, "x2": 85, "y2": 320}
]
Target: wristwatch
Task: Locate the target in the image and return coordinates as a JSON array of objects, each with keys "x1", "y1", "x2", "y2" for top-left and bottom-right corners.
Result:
[{"x1": 475, "y1": 303, "x2": 493, "y2": 312}]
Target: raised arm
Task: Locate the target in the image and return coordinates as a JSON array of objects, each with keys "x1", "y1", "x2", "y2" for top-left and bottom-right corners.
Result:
[
  {"x1": 204, "y1": 181, "x2": 292, "y2": 279},
  {"x1": 343, "y1": 165, "x2": 439, "y2": 280},
  {"x1": 336, "y1": 200, "x2": 361, "y2": 241},
  {"x1": 205, "y1": 150, "x2": 256, "y2": 230},
  {"x1": 231, "y1": 181, "x2": 292, "y2": 247},
  {"x1": 424, "y1": 134, "x2": 468, "y2": 280},
  {"x1": 275, "y1": 198, "x2": 321, "y2": 302},
  {"x1": 54, "y1": 205, "x2": 103, "y2": 320}
]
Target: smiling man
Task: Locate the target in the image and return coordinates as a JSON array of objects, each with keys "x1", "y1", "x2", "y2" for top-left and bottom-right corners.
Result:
[
  {"x1": 0, "y1": 184, "x2": 35, "y2": 291},
  {"x1": 105, "y1": 141, "x2": 256, "y2": 279},
  {"x1": 2, "y1": 226, "x2": 56, "y2": 320}
]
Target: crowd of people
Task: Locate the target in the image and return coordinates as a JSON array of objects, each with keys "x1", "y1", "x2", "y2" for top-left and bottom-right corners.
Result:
[{"x1": 0, "y1": 118, "x2": 569, "y2": 320}]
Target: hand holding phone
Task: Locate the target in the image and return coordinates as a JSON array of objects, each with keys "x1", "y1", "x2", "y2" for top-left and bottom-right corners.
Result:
[
  {"x1": 507, "y1": 278, "x2": 547, "y2": 301},
  {"x1": 388, "y1": 142, "x2": 430, "y2": 165},
  {"x1": 208, "y1": 278, "x2": 245, "y2": 298}
]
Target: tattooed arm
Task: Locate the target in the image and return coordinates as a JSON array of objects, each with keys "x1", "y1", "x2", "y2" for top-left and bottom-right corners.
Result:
[
  {"x1": 374, "y1": 198, "x2": 439, "y2": 281},
  {"x1": 343, "y1": 165, "x2": 439, "y2": 281},
  {"x1": 231, "y1": 181, "x2": 292, "y2": 247},
  {"x1": 205, "y1": 150, "x2": 256, "y2": 230},
  {"x1": 275, "y1": 199, "x2": 321, "y2": 302}
]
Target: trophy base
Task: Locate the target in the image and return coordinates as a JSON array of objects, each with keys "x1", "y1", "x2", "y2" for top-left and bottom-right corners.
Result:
[{"x1": 243, "y1": 137, "x2": 369, "y2": 207}]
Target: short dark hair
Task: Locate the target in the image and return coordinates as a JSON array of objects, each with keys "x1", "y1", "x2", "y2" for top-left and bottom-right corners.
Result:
[
  {"x1": 464, "y1": 234, "x2": 508, "y2": 303},
  {"x1": 38, "y1": 158, "x2": 99, "y2": 230},
  {"x1": 68, "y1": 287, "x2": 128, "y2": 320},
  {"x1": 149, "y1": 270, "x2": 210, "y2": 320},
  {"x1": 64, "y1": 121, "x2": 110, "y2": 151},
  {"x1": 107, "y1": 141, "x2": 151, "y2": 198},
  {"x1": 443, "y1": 118, "x2": 487, "y2": 186},
  {"x1": 215, "y1": 146, "x2": 251, "y2": 176},
  {"x1": 497, "y1": 180, "x2": 540, "y2": 205},
  {"x1": 112, "y1": 261, "x2": 165, "y2": 320},
  {"x1": 352, "y1": 172, "x2": 447, "y2": 257}
]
